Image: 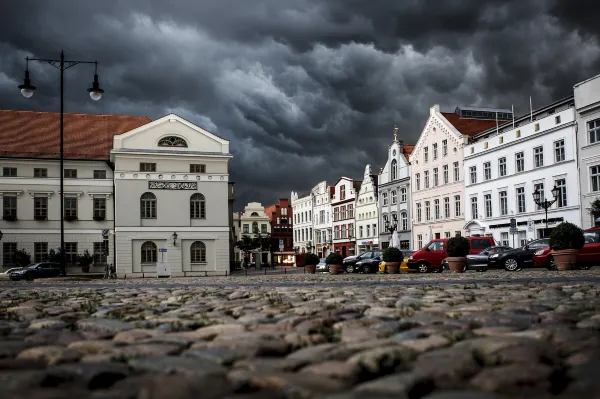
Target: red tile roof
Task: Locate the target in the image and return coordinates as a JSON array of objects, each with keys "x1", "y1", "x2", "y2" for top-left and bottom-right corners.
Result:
[
  {"x1": 0, "y1": 109, "x2": 152, "y2": 160},
  {"x1": 402, "y1": 145, "x2": 415, "y2": 158},
  {"x1": 441, "y1": 112, "x2": 499, "y2": 137}
]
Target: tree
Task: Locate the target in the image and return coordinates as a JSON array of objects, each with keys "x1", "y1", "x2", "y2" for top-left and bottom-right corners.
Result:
[
  {"x1": 235, "y1": 233, "x2": 273, "y2": 264},
  {"x1": 589, "y1": 198, "x2": 600, "y2": 220}
]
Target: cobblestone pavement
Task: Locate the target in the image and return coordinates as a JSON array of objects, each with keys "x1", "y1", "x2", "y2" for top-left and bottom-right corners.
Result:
[{"x1": 1, "y1": 272, "x2": 600, "y2": 398}]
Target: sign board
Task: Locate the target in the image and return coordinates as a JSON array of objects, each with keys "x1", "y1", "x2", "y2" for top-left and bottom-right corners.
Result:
[
  {"x1": 279, "y1": 244, "x2": 284, "y2": 251},
  {"x1": 102, "y1": 229, "x2": 109, "y2": 238},
  {"x1": 156, "y1": 262, "x2": 171, "y2": 277},
  {"x1": 159, "y1": 248, "x2": 168, "y2": 253},
  {"x1": 509, "y1": 218, "x2": 517, "y2": 229},
  {"x1": 509, "y1": 227, "x2": 518, "y2": 235},
  {"x1": 527, "y1": 218, "x2": 534, "y2": 232}
]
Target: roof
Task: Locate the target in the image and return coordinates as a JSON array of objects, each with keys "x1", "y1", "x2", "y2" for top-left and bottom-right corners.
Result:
[
  {"x1": 441, "y1": 112, "x2": 499, "y2": 137},
  {"x1": 402, "y1": 145, "x2": 414, "y2": 158},
  {"x1": 0, "y1": 109, "x2": 152, "y2": 159}
]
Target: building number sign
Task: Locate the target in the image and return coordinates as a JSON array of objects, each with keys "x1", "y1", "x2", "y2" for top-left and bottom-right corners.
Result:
[{"x1": 149, "y1": 181, "x2": 198, "y2": 190}]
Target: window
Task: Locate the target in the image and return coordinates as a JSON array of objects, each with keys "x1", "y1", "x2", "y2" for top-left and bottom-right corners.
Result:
[
  {"x1": 34, "y1": 197, "x2": 48, "y2": 220},
  {"x1": 140, "y1": 163, "x2": 156, "y2": 172},
  {"x1": 443, "y1": 165, "x2": 448, "y2": 184},
  {"x1": 261, "y1": 224, "x2": 267, "y2": 233},
  {"x1": 3, "y1": 167, "x2": 17, "y2": 177},
  {"x1": 554, "y1": 140, "x2": 565, "y2": 163},
  {"x1": 416, "y1": 203, "x2": 422, "y2": 222},
  {"x1": 400, "y1": 188, "x2": 407, "y2": 203},
  {"x1": 366, "y1": 225, "x2": 371, "y2": 237},
  {"x1": 555, "y1": 178, "x2": 567, "y2": 207},
  {"x1": 433, "y1": 143, "x2": 438, "y2": 160},
  {"x1": 3, "y1": 196, "x2": 17, "y2": 219},
  {"x1": 64, "y1": 169, "x2": 77, "y2": 178},
  {"x1": 34, "y1": 242, "x2": 48, "y2": 263},
  {"x1": 191, "y1": 241, "x2": 207, "y2": 263},
  {"x1": 391, "y1": 190, "x2": 397, "y2": 204},
  {"x1": 498, "y1": 157, "x2": 507, "y2": 177},
  {"x1": 190, "y1": 193, "x2": 206, "y2": 219},
  {"x1": 243, "y1": 224, "x2": 249, "y2": 234},
  {"x1": 433, "y1": 168, "x2": 439, "y2": 186},
  {"x1": 499, "y1": 191, "x2": 508, "y2": 215},
  {"x1": 515, "y1": 152, "x2": 524, "y2": 173},
  {"x1": 282, "y1": 208, "x2": 288, "y2": 216},
  {"x1": 535, "y1": 123, "x2": 540, "y2": 132},
  {"x1": 424, "y1": 147, "x2": 429, "y2": 163},
  {"x1": 484, "y1": 162, "x2": 491, "y2": 181},
  {"x1": 415, "y1": 174, "x2": 420, "y2": 190},
  {"x1": 190, "y1": 164, "x2": 206, "y2": 173},
  {"x1": 65, "y1": 242, "x2": 77, "y2": 265},
  {"x1": 359, "y1": 226, "x2": 363, "y2": 238},
  {"x1": 141, "y1": 241, "x2": 157, "y2": 263},
  {"x1": 64, "y1": 197, "x2": 77, "y2": 218},
  {"x1": 591, "y1": 165, "x2": 600, "y2": 192},
  {"x1": 442, "y1": 140, "x2": 448, "y2": 156},
  {"x1": 34, "y1": 168, "x2": 47, "y2": 178},
  {"x1": 484, "y1": 194, "x2": 492, "y2": 218},
  {"x1": 453, "y1": 162, "x2": 460, "y2": 182},
  {"x1": 588, "y1": 118, "x2": 600, "y2": 144},
  {"x1": 454, "y1": 195, "x2": 461, "y2": 217},
  {"x1": 417, "y1": 234, "x2": 423, "y2": 249},
  {"x1": 347, "y1": 205, "x2": 354, "y2": 218},
  {"x1": 444, "y1": 197, "x2": 450, "y2": 218},
  {"x1": 340, "y1": 186, "x2": 346, "y2": 200},
  {"x1": 534, "y1": 183, "x2": 544, "y2": 210},
  {"x1": 93, "y1": 170, "x2": 106, "y2": 179},
  {"x1": 469, "y1": 166, "x2": 477, "y2": 184},
  {"x1": 516, "y1": 187, "x2": 526, "y2": 213},
  {"x1": 382, "y1": 192, "x2": 388, "y2": 206},
  {"x1": 334, "y1": 208, "x2": 339, "y2": 222},
  {"x1": 518, "y1": 231, "x2": 527, "y2": 247},
  {"x1": 434, "y1": 199, "x2": 440, "y2": 219},
  {"x1": 534, "y1": 146, "x2": 544, "y2": 168},
  {"x1": 158, "y1": 136, "x2": 188, "y2": 147},
  {"x1": 391, "y1": 160, "x2": 398, "y2": 180},
  {"x1": 444, "y1": 232, "x2": 451, "y2": 238},
  {"x1": 425, "y1": 171, "x2": 430, "y2": 189},
  {"x1": 425, "y1": 201, "x2": 431, "y2": 221},
  {"x1": 555, "y1": 115, "x2": 561, "y2": 124},
  {"x1": 501, "y1": 232, "x2": 509, "y2": 246},
  {"x1": 252, "y1": 222, "x2": 258, "y2": 233},
  {"x1": 401, "y1": 212, "x2": 408, "y2": 231},
  {"x1": 140, "y1": 192, "x2": 157, "y2": 219},
  {"x1": 3, "y1": 243, "x2": 17, "y2": 265},
  {"x1": 470, "y1": 197, "x2": 478, "y2": 219},
  {"x1": 93, "y1": 198, "x2": 106, "y2": 220},
  {"x1": 93, "y1": 242, "x2": 107, "y2": 264}
]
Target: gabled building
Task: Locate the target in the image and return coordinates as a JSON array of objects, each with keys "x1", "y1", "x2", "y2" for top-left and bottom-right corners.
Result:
[
  {"x1": 356, "y1": 165, "x2": 379, "y2": 252},
  {"x1": 331, "y1": 176, "x2": 361, "y2": 258},
  {"x1": 237, "y1": 202, "x2": 271, "y2": 265},
  {"x1": 291, "y1": 191, "x2": 313, "y2": 253},
  {"x1": 264, "y1": 199, "x2": 294, "y2": 265},
  {"x1": 311, "y1": 181, "x2": 333, "y2": 258}
]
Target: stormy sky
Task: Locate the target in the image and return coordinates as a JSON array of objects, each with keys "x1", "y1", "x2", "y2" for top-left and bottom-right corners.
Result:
[{"x1": 1, "y1": 0, "x2": 599, "y2": 210}]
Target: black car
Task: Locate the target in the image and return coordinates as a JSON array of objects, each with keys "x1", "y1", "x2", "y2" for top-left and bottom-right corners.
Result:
[
  {"x1": 354, "y1": 256, "x2": 382, "y2": 274},
  {"x1": 344, "y1": 250, "x2": 382, "y2": 273},
  {"x1": 488, "y1": 238, "x2": 549, "y2": 271},
  {"x1": 442, "y1": 246, "x2": 513, "y2": 271},
  {"x1": 9, "y1": 262, "x2": 61, "y2": 281}
]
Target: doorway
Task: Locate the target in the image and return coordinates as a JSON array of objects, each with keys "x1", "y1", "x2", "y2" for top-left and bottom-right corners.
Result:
[{"x1": 435, "y1": 233, "x2": 441, "y2": 239}]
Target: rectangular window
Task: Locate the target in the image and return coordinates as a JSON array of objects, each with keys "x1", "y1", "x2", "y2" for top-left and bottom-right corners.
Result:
[
  {"x1": 484, "y1": 162, "x2": 491, "y2": 181},
  {"x1": 591, "y1": 165, "x2": 600, "y2": 192},
  {"x1": 401, "y1": 188, "x2": 407, "y2": 203},
  {"x1": 434, "y1": 199, "x2": 440, "y2": 219},
  {"x1": 518, "y1": 231, "x2": 527, "y2": 247},
  {"x1": 501, "y1": 232, "x2": 509, "y2": 246},
  {"x1": 499, "y1": 191, "x2": 508, "y2": 215},
  {"x1": 417, "y1": 234, "x2": 423, "y2": 249},
  {"x1": 347, "y1": 205, "x2": 354, "y2": 219},
  {"x1": 442, "y1": 140, "x2": 448, "y2": 156},
  {"x1": 34, "y1": 197, "x2": 48, "y2": 220},
  {"x1": 444, "y1": 197, "x2": 450, "y2": 218},
  {"x1": 93, "y1": 242, "x2": 107, "y2": 264},
  {"x1": 555, "y1": 115, "x2": 561, "y2": 124},
  {"x1": 469, "y1": 166, "x2": 477, "y2": 184},
  {"x1": 366, "y1": 225, "x2": 371, "y2": 237},
  {"x1": 416, "y1": 203, "x2": 422, "y2": 222},
  {"x1": 444, "y1": 232, "x2": 451, "y2": 238},
  {"x1": 534, "y1": 182, "x2": 544, "y2": 211},
  {"x1": 415, "y1": 174, "x2": 420, "y2": 190},
  {"x1": 554, "y1": 140, "x2": 565, "y2": 163},
  {"x1": 93, "y1": 170, "x2": 107, "y2": 179},
  {"x1": 484, "y1": 194, "x2": 492, "y2": 218},
  {"x1": 454, "y1": 162, "x2": 460, "y2": 182},
  {"x1": 534, "y1": 146, "x2": 544, "y2": 168},
  {"x1": 516, "y1": 187, "x2": 526, "y2": 213},
  {"x1": 433, "y1": 143, "x2": 438, "y2": 160},
  {"x1": 190, "y1": 164, "x2": 206, "y2": 173},
  {"x1": 555, "y1": 178, "x2": 567, "y2": 208},
  {"x1": 424, "y1": 147, "x2": 429, "y2": 163},
  {"x1": 2, "y1": 167, "x2": 17, "y2": 177},
  {"x1": 359, "y1": 226, "x2": 363, "y2": 238},
  {"x1": 64, "y1": 169, "x2": 77, "y2": 178},
  {"x1": 425, "y1": 171, "x2": 430, "y2": 189},
  {"x1": 382, "y1": 192, "x2": 388, "y2": 206},
  {"x1": 243, "y1": 224, "x2": 249, "y2": 233},
  {"x1": 471, "y1": 197, "x2": 478, "y2": 219},
  {"x1": 433, "y1": 168, "x2": 439, "y2": 186},
  {"x1": 3, "y1": 243, "x2": 17, "y2": 265},
  {"x1": 443, "y1": 165, "x2": 449, "y2": 184},
  {"x1": 515, "y1": 152, "x2": 524, "y2": 173},
  {"x1": 64, "y1": 197, "x2": 77, "y2": 218},
  {"x1": 3, "y1": 196, "x2": 17, "y2": 219},
  {"x1": 391, "y1": 191, "x2": 397, "y2": 204},
  {"x1": 588, "y1": 118, "x2": 600, "y2": 144},
  {"x1": 454, "y1": 195, "x2": 461, "y2": 217},
  {"x1": 65, "y1": 242, "x2": 77, "y2": 265},
  {"x1": 140, "y1": 163, "x2": 156, "y2": 172},
  {"x1": 93, "y1": 198, "x2": 106, "y2": 220},
  {"x1": 34, "y1": 168, "x2": 47, "y2": 178},
  {"x1": 34, "y1": 242, "x2": 48, "y2": 263},
  {"x1": 499, "y1": 157, "x2": 507, "y2": 177},
  {"x1": 425, "y1": 201, "x2": 431, "y2": 221},
  {"x1": 261, "y1": 224, "x2": 267, "y2": 233},
  {"x1": 340, "y1": 186, "x2": 346, "y2": 200}
]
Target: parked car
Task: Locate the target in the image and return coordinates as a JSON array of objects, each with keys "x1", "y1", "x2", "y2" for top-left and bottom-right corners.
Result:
[
  {"x1": 532, "y1": 227, "x2": 600, "y2": 270},
  {"x1": 316, "y1": 258, "x2": 328, "y2": 273},
  {"x1": 441, "y1": 246, "x2": 513, "y2": 272},
  {"x1": 487, "y1": 238, "x2": 550, "y2": 271},
  {"x1": 407, "y1": 236, "x2": 496, "y2": 273},
  {"x1": 0, "y1": 267, "x2": 22, "y2": 280},
  {"x1": 379, "y1": 250, "x2": 416, "y2": 273},
  {"x1": 8, "y1": 262, "x2": 61, "y2": 281},
  {"x1": 344, "y1": 250, "x2": 382, "y2": 273}
]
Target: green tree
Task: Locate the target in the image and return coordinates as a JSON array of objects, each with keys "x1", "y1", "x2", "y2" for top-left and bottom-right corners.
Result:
[{"x1": 589, "y1": 198, "x2": 600, "y2": 220}]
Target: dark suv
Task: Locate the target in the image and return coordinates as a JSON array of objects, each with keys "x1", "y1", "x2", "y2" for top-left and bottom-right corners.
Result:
[
  {"x1": 344, "y1": 250, "x2": 382, "y2": 273},
  {"x1": 9, "y1": 262, "x2": 61, "y2": 281},
  {"x1": 487, "y1": 238, "x2": 549, "y2": 271}
]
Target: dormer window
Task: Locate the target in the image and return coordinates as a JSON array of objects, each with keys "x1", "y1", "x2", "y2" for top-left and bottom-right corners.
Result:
[{"x1": 158, "y1": 136, "x2": 188, "y2": 147}]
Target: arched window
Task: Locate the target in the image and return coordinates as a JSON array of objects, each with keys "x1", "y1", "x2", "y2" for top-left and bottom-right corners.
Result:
[
  {"x1": 190, "y1": 193, "x2": 206, "y2": 219},
  {"x1": 391, "y1": 159, "x2": 398, "y2": 180},
  {"x1": 140, "y1": 192, "x2": 157, "y2": 219},
  {"x1": 252, "y1": 221, "x2": 258, "y2": 233},
  {"x1": 141, "y1": 241, "x2": 157, "y2": 263},
  {"x1": 251, "y1": 212, "x2": 259, "y2": 216},
  {"x1": 158, "y1": 136, "x2": 188, "y2": 147},
  {"x1": 401, "y1": 212, "x2": 408, "y2": 231},
  {"x1": 191, "y1": 241, "x2": 206, "y2": 263}
]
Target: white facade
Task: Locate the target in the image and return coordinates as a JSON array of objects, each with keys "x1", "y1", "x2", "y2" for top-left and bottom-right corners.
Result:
[
  {"x1": 311, "y1": 181, "x2": 333, "y2": 258},
  {"x1": 237, "y1": 202, "x2": 271, "y2": 265},
  {"x1": 356, "y1": 165, "x2": 379, "y2": 252},
  {"x1": 291, "y1": 191, "x2": 313, "y2": 253},
  {"x1": 332, "y1": 177, "x2": 359, "y2": 258},
  {"x1": 464, "y1": 100, "x2": 580, "y2": 246}
]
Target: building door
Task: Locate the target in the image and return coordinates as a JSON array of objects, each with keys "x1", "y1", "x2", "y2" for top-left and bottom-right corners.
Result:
[
  {"x1": 435, "y1": 233, "x2": 441, "y2": 239},
  {"x1": 262, "y1": 253, "x2": 268, "y2": 263}
]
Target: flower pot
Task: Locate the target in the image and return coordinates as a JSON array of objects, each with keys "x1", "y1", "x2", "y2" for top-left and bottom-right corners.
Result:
[
  {"x1": 329, "y1": 264, "x2": 342, "y2": 275},
  {"x1": 551, "y1": 249, "x2": 579, "y2": 271},
  {"x1": 447, "y1": 257, "x2": 466, "y2": 273},
  {"x1": 305, "y1": 265, "x2": 316, "y2": 274},
  {"x1": 81, "y1": 265, "x2": 90, "y2": 273},
  {"x1": 386, "y1": 262, "x2": 400, "y2": 274}
]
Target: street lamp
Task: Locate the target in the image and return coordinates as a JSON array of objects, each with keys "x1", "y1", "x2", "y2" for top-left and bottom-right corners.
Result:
[
  {"x1": 19, "y1": 51, "x2": 104, "y2": 277},
  {"x1": 172, "y1": 232, "x2": 178, "y2": 246},
  {"x1": 385, "y1": 214, "x2": 398, "y2": 234},
  {"x1": 0, "y1": 230, "x2": 3, "y2": 241},
  {"x1": 532, "y1": 185, "x2": 560, "y2": 230}
]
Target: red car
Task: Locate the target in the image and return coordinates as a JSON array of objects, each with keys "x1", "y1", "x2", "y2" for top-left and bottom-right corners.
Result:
[
  {"x1": 407, "y1": 236, "x2": 496, "y2": 273},
  {"x1": 532, "y1": 227, "x2": 600, "y2": 269}
]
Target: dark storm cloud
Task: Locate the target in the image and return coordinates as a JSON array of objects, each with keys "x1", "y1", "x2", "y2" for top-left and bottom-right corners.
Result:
[{"x1": 1, "y1": 0, "x2": 599, "y2": 209}]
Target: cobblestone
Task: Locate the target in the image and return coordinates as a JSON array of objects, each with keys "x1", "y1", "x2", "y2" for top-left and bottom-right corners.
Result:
[{"x1": 0, "y1": 271, "x2": 599, "y2": 398}]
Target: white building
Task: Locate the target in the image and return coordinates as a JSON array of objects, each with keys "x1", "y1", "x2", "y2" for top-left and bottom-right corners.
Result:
[
  {"x1": 574, "y1": 74, "x2": 600, "y2": 229},
  {"x1": 291, "y1": 191, "x2": 313, "y2": 253},
  {"x1": 332, "y1": 177, "x2": 360, "y2": 258},
  {"x1": 311, "y1": 181, "x2": 333, "y2": 258},
  {"x1": 463, "y1": 98, "x2": 580, "y2": 246},
  {"x1": 378, "y1": 129, "x2": 413, "y2": 250},
  {"x1": 356, "y1": 165, "x2": 379, "y2": 252},
  {"x1": 410, "y1": 105, "x2": 506, "y2": 249},
  {"x1": 236, "y1": 202, "x2": 271, "y2": 265}
]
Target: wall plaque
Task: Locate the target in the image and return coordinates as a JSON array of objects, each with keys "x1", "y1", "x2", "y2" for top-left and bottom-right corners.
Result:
[{"x1": 149, "y1": 181, "x2": 197, "y2": 190}]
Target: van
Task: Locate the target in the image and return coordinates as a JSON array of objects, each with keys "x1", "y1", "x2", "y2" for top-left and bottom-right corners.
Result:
[{"x1": 406, "y1": 236, "x2": 496, "y2": 273}]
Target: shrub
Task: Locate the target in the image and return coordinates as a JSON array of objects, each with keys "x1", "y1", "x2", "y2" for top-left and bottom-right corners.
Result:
[
  {"x1": 549, "y1": 222, "x2": 585, "y2": 250},
  {"x1": 302, "y1": 253, "x2": 320, "y2": 266},
  {"x1": 446, "y1": 236, "x2": 470, "y2": 257},
  {"x1": 382, "y1": 247, "x2": 403, "y2": 262},
  {"x1": 326, "y1": 252, "x2": 343, "y2": 265},
  {"x1": 14, "y1": 249, "x2": 31, "y2": 267},
  {"x1": 47, "y1": 248, "x2": 64, "y2": 263},
  {"x1": 77, "y1": 250, "x2": 94, "y2": 267}
]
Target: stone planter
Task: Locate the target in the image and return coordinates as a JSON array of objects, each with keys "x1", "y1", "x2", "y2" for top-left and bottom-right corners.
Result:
[
  {"x1": 329, "y1": 264, "x2": 342, "y2": 275},
  {"x1": 305, "y1": 265, "x2": 316, "y2": 274},
  {"x1": 386, "y1": 262, "x2": 400, "y2": 274},
  {"x1": 551, "y1": 249, "x2": 579, "y2": 271},
  {"x1": 447, "y1": 257, "x2": 466, "y2": 273},
  {"x1": 81, "y1": 265, "x2": 91, "y2": 273}
]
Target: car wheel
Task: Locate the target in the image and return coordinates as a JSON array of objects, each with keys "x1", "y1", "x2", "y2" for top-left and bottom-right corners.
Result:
[
  {"x1": 547, "y1": 256, "x2": 557, "y2": 271},
  {"x1": 25, "y1": 273, "x2": 35, "y2": 281},
  {"x1": 362, "y1": 264, "x2": 372, "y2": 274},
  {"x1": 504, "y1": 258, "x2": 520, "y2": 272},
  {"x1": 417, "y1": 262, "x2": 429, "y2": 273},
  {"x1": 345, "y1": 264, "x2": 354, "y2": 273}
]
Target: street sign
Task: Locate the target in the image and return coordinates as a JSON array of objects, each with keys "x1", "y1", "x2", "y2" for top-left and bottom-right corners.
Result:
[
  {"x1": 159, "y1": 248, "x2": 168, "y2": 253},
  {"x1": 509, "y1": 218, "x2": 517, "y2": 229},
  {"x1": 102, "y1": 229, "x2": 109, "y2": 238},
  {"x1": 509, "y1": 227, "x2": 518, "y2": 234}
]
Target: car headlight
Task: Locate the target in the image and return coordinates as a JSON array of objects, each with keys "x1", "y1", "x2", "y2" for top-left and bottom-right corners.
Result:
[
  {"x1": 489, "y1": 254, "x2": 499, "y2": 259},
  {"x1": 534, "y1": 250, "x2": 544, "y2": 256},
  {"x1": 408, "y1": 256, "x2": 413, "y2": 260}
]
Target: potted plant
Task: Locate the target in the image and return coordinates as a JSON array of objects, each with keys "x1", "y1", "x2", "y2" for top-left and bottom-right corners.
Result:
[
  {"x1": 3, "y1": 214, "x2": 17, "y2": 222},
  {"x1": 77, "y1": 250, "x2": 94, "y2": 273},
  {"x1": 549, "y1": 222, "x2": 585, "y2": 271},
  {"x1": 326, "y1": 252, "x2": 344, "y2": 275},
  {"x1": 382, "y1": 247, "x2": 403, "y2": 274},
  {"x1": 303, "y1": 253, "x2": 320, "y2": 274},
  {"x1": 446, "y1": 236, "x2": 470, "y2": 272},
  {"x1": 65, "y1": 215, "x2": 78, "y2": 222},
  {"x1": 34, "y1": 215, "x2": 47, "y2": 221}
]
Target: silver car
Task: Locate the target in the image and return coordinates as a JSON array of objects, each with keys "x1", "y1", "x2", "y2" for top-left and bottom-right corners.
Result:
[{"x1": 316, "y1": 258, "x2": 328, "y2": 272}]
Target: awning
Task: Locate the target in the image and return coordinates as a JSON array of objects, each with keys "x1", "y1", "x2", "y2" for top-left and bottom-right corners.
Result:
[{"x1": 273, "y1": 251, "x2": 295, "y2": 255}]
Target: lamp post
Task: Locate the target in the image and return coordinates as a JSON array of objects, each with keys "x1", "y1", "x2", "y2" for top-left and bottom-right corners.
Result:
[
  {"x1": 533, "y1": 185, "x2": 560, "y2": 230},
  {"x1": 18, "y1": 51, "x2": 104, "y2": 276},
  {"x1": 384, "y1": 214, "x2": 398, "y2": 234}
]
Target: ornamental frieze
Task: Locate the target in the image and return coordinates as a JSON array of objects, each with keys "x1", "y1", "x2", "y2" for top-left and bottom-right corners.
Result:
[{"x1": 148, "y1": 181, "x2": 197, "y2": 190}]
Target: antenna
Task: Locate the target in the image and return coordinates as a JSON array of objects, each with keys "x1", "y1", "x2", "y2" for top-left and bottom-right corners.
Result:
[{"x1": 495, "y1": 112, "x2": 499, "y2": 134}]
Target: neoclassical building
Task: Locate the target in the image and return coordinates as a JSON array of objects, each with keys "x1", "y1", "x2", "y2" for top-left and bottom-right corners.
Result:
[
  {"x1": 356, "y1": 165, "x2": 379, "y2": 252},
  {"x1": 234, "y1": 202, "x2": 271, "y2": 265}
]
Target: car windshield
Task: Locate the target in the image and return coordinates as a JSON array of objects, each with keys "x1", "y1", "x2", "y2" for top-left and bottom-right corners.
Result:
[
  {"x1": 25, "y1": 264, "x2": 41, "y2": 269},
  {"x1": 584, "y1": 231, "x2": 600, "y2": 243},
  {"x1": 319, "y1": 258, "x2": 326, "y2": 263}
]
